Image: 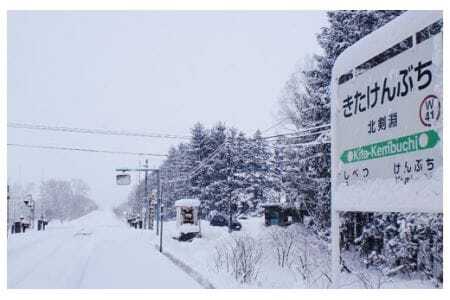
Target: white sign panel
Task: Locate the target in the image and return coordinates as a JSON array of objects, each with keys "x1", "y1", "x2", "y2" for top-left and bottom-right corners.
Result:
[
  {"x1": 116, "y1": 174, "x2": 131, "y2": 185},
  {"x1": 331, "y1": 11, "x2": 442, "y2": 213}
]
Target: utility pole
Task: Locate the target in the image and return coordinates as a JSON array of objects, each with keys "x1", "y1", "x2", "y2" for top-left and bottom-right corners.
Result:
[
  {"x1": 30, "y1": 199, "x2": 35, "y2": 229},
  {"x1": 115, "y1": 165, "x2": 160, "y2": 232},
  {"x1": 159, "y1": 204, "x2": 164, "y2": 252},
  {"x1": 7, "y1": 185, "x2": 10, "y2": 236},
  {"x1": 228, "y1": 174, "x2": 232, "y2": 234},
  {"x1": 143, "y1": 159, "x2": 149, "y2": 229},
  {"x1": 148, "y1": 192, "x2": 155, "y2": 230},
  {"x1": 155, "y1": 169, "x2": 160, "y2": 236}
]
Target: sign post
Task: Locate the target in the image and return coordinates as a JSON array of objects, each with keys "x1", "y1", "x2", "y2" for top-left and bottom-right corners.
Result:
[
  {"x1": 331, "y1": 11, "x2": 442, "y2": 286},
  {"x1": 115, "y1": 166, "x2": 161, "y2": 232}
]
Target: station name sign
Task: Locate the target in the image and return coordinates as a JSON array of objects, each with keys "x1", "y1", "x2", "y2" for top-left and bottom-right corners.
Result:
[{"x1": 331, "y1": 11, "x2": 443, "y2": 213}]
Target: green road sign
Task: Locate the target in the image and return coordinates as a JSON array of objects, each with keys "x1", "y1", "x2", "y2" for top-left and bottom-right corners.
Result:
[{"x1": 340, "y1": 130, "x2": 440, "y2": 164}]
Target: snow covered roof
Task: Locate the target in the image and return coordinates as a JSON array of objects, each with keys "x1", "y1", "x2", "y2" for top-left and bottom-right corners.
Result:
[{"x1": 175, "y1": 198, "x2": 201, "y2": 207}]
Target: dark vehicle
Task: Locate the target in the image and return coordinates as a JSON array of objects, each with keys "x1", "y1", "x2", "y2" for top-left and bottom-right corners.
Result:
[
  {"x1": 237, "y1": 214, "x2": 248, "y2": 220},
  {"x1": 210, "y1": 214, "x2": 242, "y2": 231}
]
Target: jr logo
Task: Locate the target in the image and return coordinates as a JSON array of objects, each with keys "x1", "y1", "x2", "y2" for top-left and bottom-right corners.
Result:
[{"x1": 419, "y1": 95, "x2": 441, "y2": 127}]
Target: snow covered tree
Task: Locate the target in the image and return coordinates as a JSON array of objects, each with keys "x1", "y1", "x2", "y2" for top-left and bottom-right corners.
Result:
[
  {"x1": 275, "y1": 10, "x2": 404, "y2": 232},
  {"x1": 278, "y1": 11, "x2": 405, "y2": 129},
  {"x1": 203, "y1": 128, "x2": 237, "y2": 214},
  {"x1": 245, "y1": 130, "x2": 272, "y2": 208},
  {"x1": 340, "y1": 212, "x2": 443, "y2": 283},
  {"x1": 8, "y1": 182, "x2": 36, "y2": 224},
  {"x1": 39, "y1": 179, "x2": 97, "y2": 221},
  {"x1": 267, "y1": 137, "x2": 285, "y2": 195}
]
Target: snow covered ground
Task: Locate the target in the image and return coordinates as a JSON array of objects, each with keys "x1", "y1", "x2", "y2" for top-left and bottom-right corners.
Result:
[
  {"x1": 8, "y1": 210, "x2": 438, "y2": 289},
  {"x1": 151, "y1": 216, "x2": 438, "y2": 289},
  {"x1": 338, "y1": 250, "x2": 438, "y2": 289},
  {"x1": 152, "y1": 216, "x2": 331, "y2": 288},
  {"x1": 7, "y1": 210, "x2": 202, "y2": 288}
]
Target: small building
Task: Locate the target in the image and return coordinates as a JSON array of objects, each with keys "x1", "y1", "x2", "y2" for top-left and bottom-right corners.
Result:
[
  {"x1": 261, "y1": 202, "x2": 309, "y2": 226},
  {"x1": 261, "y1": 203, "x2": 290, "y2": 226},
  {"x1": 174, "y1": 198, "x2": 201, "y2": 240}
]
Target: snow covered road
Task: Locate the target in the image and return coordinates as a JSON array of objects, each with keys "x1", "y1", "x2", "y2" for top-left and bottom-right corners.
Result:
[{"x1": 7, "y1": 210, "x2": 202, "y2": 289}]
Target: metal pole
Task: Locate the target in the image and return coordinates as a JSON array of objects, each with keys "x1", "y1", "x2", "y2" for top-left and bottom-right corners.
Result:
[
  {"x1": 144, "y1": 159, "x2": 149, "y2": 229},
  {"x1": 31, "y1": 201, "x2": 35, "y2": 229},
  {"x1": 228, "y1": 192, "x2": 232, "y2": 234},
  {"x1": 331, "y1": 210, "x2": 340, "y2": 288},
  {"x1": 198, "y1": 204, "x2": 202, "y2": 237},
  {"x1": 7, "y1": 185, "x2": 10, "y2": 236},
  {"x1": 159, "y1": 204, "x2": 164, "y2": 252},
  {"x1": 115, "y1": 165, "x2": 160, "y2": 231},
  {"x1": 156, "y1": 169, "x2": 160, "y2": 236},
  {"x1": 12, "y1": 187, "x2": 15, "y2": 234}
]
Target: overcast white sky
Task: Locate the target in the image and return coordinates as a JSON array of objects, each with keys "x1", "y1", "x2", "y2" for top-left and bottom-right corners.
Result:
[{"x1": 7, "y1": 11, "x2": 327, "y2": 208}]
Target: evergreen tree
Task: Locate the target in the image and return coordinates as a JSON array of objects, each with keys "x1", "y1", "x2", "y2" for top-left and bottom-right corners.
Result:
[
  {"x1": 276, "y1": 10, "x2": 404, "y2": 231},
  {"x1": 188, "y1": 122, "x2": 210, "y2": 198},
  {"x1": 246, "y1": 130, "x2": 272, "y2": 208}
]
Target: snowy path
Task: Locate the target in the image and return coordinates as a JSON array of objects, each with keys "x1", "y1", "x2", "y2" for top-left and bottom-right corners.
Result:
[{"x1": 7, "y1": 210, "x2": 202, "y2": 289}]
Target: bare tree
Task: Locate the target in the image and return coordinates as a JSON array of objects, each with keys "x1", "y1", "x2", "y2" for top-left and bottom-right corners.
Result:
[
  {"x1": 277, "y1": 57, "x2": 317, "y2": 130},
  {"x1": 354, "y1": 268, "x2": 393, "y2": 289},
  {"x1": 213, "y1": 234, "x2": 263, "y2": 284},
  {"x1": 291, "y1": 228, "x2": 332, "y2": 288},
  {"x1": 268, "y1": 226, "x2": 297, "y2": 268},
  {"x1": 39, "y1": 179, "x2": 97, "y2": 221}
]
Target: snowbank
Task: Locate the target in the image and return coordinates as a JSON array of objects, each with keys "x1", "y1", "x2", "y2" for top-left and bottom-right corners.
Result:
[
  {"x1": 179, "y1": 224, "x2": 200, "y2": 234},
  {"x1": 153, "y1": 217, "x2": 332, "y2": 288},
  {"x1": 152, "y1": 216, "x2": 438, "y2": 288},
  {"x1": 175, "y1": 198, "x2": 201, "y2": 207}
]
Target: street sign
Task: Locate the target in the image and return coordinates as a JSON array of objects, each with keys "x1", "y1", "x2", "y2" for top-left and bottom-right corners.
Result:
[
  {"x1": 330, "y1": 11, "x2": 443, "y2": 285},
  {"x1": 116, "y1": 173, "x2": 131, "y2": 185},
  {"x1": 331, "y1": 11, "x2": 442, "y2": 213}
]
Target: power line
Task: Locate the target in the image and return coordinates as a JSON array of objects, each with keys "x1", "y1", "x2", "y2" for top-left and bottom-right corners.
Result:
[
  {"x1": 7, "y1": 143, "x2": 168, "y2": 157},
  {"x1": 260, "y1": 117, "x2": 291, "y2": 134},
  {"x1": 8, "y1": 122, "x2": 190, "y2": 140},
  {"x1": 161, "y1": 141, "x2": 229, "y2": 184},
  {"x1": 263, "y1": 124, "x2": 330, "y2": 140},
  {"x1": 161, "y1": 124, "x2": 332, "y2": 184}
]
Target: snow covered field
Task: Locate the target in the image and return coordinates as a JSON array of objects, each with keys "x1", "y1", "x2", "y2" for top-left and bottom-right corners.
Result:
[
  {"x1": 153, "y1": 217, "x2": 331, "y2": 288},
  {"x1": 151, "y1": 216, "x2": 438, "y2": 289},
  {"x1": 7, "y1": 210, "x2": 438, "y2": 289},
  {"x1": 7, "y1": 210, "x2": 201, "y2": 289}
]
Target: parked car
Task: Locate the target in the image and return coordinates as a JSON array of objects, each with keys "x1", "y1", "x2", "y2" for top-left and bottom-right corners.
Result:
[
  {"x1": 210, "y1": 214, "x2": 242, "y2": 231},
  {"x1": 237, "y1": 214, "x2": 248, "y2": 220},
  {"x1": 229, "y1": 219, "x2": 242, "y2": 231}
]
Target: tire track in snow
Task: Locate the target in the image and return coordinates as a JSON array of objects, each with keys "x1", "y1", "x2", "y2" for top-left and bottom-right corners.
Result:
[
  {"x1": 9, "y1": 228, "x2": 95, "y2": 288},
  {"x1": 74, "y1": 227, "x2": 121, "y2": 288},
  {"x1": 9, "y1": 234, "x2": 74, "y2": 288},
  {"x1": 7, "y1": 228, "x2": 78, "y2": 260},
  {"x1": 75, "y1": 237, "x2": 96, "y2": 288}
]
